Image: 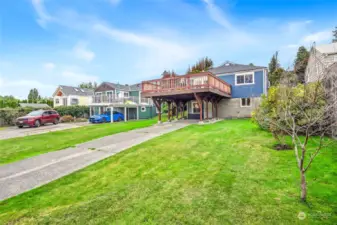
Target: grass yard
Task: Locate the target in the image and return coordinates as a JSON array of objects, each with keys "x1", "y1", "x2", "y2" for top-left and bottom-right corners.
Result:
[
  {"x1": 0, "y1": 119, "x2": 157, "y2": 165},
  {"x1": 0, "y1": 119, "x2": 336, "y2": 224}
]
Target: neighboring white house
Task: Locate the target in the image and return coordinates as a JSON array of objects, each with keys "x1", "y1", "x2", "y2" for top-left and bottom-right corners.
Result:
[{"x1": 52, "y1": 85, "x2": 94, "y2": 107}]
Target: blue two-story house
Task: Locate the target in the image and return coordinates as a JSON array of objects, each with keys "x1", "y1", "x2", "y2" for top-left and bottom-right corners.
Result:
[
  {"x1": 141, "y1": 61, "x2": 268, "y2": 122},
  {"x1": 208, "y1": 62, "x2": 268, "y2": 118}
]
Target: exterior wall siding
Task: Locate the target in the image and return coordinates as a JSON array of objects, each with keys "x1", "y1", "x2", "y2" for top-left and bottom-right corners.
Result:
[
  {"x1": 217, "y1": 97, "x2": 261, "y2": 118},
  {"x1": 139, "y1": 106, "x2": 157, "y2": 119},
  {"x1": 218, "y1": 70, "x2": 265, "y2": 98}
]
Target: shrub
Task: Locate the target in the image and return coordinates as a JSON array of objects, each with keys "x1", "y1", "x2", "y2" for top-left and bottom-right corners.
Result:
[
  {"x1": 55, "y1": 106, "x2": 89, "y2": 118},
  {"x1": 0, "y1": 107, "x2": 35, "y2": 126},
  {"x1": 60, "y1": 115, "x2": 74, "y2": 123}
]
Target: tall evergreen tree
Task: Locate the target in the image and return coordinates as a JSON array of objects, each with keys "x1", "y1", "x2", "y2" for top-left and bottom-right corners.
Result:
[
  {"x1": 268, "y1": 52, "x2": 281, "y2": 86},
  {"x1": 268, "y1": 51, "x2": 279, "y2": 75},
  {"x1": 27, "y1": 88, "x2": 40, "y2": 103},
  {"x1": 333, "y1": 26, "x2": 337, "y2": 43},
  {"x1": 294, "y1": 46, "x2": 310, "y2": 84}
]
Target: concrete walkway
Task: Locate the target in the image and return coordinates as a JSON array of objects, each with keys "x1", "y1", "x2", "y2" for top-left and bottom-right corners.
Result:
[
  {"x1": 0, "y1": 122, "x2": 192, "y2": 201},
  {"x1": 0, "y1": 122, "x2": 91, "y2": 140}
]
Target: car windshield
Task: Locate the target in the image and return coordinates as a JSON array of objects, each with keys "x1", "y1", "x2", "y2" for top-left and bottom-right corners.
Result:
[{"x1": 27, "y1": 111, "x2": 44, "y2": 116}]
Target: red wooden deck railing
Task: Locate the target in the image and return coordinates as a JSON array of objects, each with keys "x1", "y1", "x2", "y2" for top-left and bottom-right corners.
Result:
[{"x1": 142, "y1": 72, "x2": 231, "y2": 96}]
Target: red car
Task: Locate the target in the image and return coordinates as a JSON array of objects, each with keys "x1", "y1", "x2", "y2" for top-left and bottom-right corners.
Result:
[{"x1": 16, "y1": 110, "x2": 60, "y2": 128}]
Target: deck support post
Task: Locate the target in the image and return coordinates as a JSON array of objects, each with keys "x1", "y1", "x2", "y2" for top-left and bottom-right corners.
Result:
[
  {"x1": 136, "y1": 106, "x2": 139, "y2": 120},
  {"x1": 124, "y1": 107, "x2": 127, "y2": 122},
  {"x1": 194, "y1": 93, "x2": 203, "y2": 121},
  {"x1": 153, "y1": 98, "x2": 162, "y2": 123},
  {"x1": 205, "y1": 98, "x2": 209, "y2": 120},
  {"x1": 168, "y1": 101, "x2": 171, "y2": 121},
  {"x1": 89, "y1": 107, "x2": 92, "y2": 117},
  {"x1": 110, "y1": 107, "x2": 114, "y2": 123}
]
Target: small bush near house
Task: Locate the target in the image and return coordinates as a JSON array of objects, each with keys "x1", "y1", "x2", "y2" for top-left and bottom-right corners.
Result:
[
  {"x1": 55, "y1": 106, "x2": 89, "y2": 118},
  {"x1": 60, "y1": 115, "x2": 74, "y2": 123}
]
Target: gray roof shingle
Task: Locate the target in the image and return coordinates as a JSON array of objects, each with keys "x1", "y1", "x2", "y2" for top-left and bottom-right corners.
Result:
[
  {"x1": 58, "y1": 85, "x2": 94, "y2": 96},
  {"x1": 208, "y1": 61, "x2": 266, "y2": 75}
]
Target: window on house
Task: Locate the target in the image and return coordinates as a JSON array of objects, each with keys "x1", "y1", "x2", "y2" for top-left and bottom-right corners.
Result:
[
  {"x1": 124, "y1": 92, "x2": 129, "y2": 98},
  {"x1": 55, "y1": 99, "x2": 59, "y2": 104},
  {"x1": 191, "y1": 101, "x2": 200, "y2": 113},
  {"x1": 236, "y1": 73, "x2": 254, "y2": 85},
  {"x1": 241, "y1": 98, "x2": 251, "y2": 107},
  {"x1": 71, "y1": 98, "x2": 79, "y2": 105},
  {"x1": 141, "y1": 106, "x2": 146, "y2": 112}
]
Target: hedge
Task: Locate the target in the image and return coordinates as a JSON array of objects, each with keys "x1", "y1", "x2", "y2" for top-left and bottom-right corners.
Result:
[
  {"x1": 0, "y1": 107, "x2": 35, "y2": 126},
  {"x1": 55, "y1": 105, "x2": 89, "y2": 118}
]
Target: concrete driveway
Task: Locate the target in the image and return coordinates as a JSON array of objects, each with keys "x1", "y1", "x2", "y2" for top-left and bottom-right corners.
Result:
[
  {"x1": 0, "y1": 121, "x2": 193, "y2": 201},
  {"x1": 0, "y1": 123, "x2": 91, "y2": 140}
]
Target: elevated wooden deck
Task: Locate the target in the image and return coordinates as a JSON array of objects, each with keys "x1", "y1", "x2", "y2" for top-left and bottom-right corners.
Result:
[
  {"x1": 141, "y1": 72, "x2": 232, "y2": 122},
  {"x1": 142, "y1": 72, "x2": 231, "y2": 99}
]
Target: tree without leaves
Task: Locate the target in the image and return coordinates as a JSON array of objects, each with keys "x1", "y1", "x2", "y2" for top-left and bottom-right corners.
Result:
[
  {"x1": 161, "y1": 70, "x2": 178, "y2": 78},
  {"x1": 294, "y1": 46, "x2": 310, "y2": 84},
  {"x1": 187, "y1": 57, "x2": 214, "y2": 74},
  {"x1": 262, "y1": 67, "x2": 337, "y2": 202}
]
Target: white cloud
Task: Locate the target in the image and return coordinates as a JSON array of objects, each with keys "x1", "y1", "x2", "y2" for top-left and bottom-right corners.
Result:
[
  {"x1": 62, "y1": 71, "x2": 99, "y2": 84},
  {"x1": 202, "y1": 0, "x2": 232, "y2": 30},
  {"x1": 0, "y1": 78, "x2": 56, "y2": 98},
  {"x1": 73, "y1": 41, "x2": 95, "y2": 62},
  {"x1": 303, "y1": 31, "x2": 331, "y2": 44},
  {"x1": 31, "y1": 0, "x2": 53, "y2": 28},
  {"x1": 44, "y1": 62, "x2": 55, "y2": 70}
]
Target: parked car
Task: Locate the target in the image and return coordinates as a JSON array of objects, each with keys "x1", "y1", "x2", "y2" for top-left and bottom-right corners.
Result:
[
  {"x1": 89, "y1": 111, "x2": 124, "y2": 123},
  {"x1": 16, "y1": 110, "x2": 60, "y2": 128}
]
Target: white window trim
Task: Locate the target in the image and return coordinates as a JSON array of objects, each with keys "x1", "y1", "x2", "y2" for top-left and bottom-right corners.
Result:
[
  {"x1": 106, "y1": 91, "x2": 113, "y2": 95},
  {"x1": 190, "y1": 101, "x2": 201, "y2": 114},
  {"x1": 124, "y1": 92, "x2": 129, "y2": 98},
  {"x1": 235, "y1": 72, "x2": 255, "y2": 86},
  {"x1": 95, "y1": 92, "x2": 102, "y2": 95},
  {"x1": 240, "y1": 98, "x2": 252, "y2": 107}
]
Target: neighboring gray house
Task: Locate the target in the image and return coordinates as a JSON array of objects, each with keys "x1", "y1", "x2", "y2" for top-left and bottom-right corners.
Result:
[
  {"x1": 305, "y1": 43, "x2": 337, "y2": 137},
  {"x1": 305, "y1": 42, "x2": 337, "y2": 82}
]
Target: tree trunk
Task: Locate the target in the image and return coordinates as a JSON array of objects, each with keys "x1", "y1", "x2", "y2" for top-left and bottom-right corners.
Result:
[{"x1": 300, "y1": 170, "x2": 307, "y2": 201}]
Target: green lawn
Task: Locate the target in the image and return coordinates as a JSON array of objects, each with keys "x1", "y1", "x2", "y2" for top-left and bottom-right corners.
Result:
[
  {"x1": 0, "y1": 119, "x2": 336, "y2": 224},
  {"x1": 0, "y1": 119, "x2": 157, "y2": 165}
]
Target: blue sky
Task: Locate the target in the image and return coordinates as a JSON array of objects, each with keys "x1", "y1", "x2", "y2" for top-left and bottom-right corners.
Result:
[{"x1": 0, "y1": 0, "x2": 336, "y2": 98}]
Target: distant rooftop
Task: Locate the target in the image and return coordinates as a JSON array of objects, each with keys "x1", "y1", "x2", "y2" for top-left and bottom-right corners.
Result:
[
  {"x1": 56, "y1": 85, "x2": 94, "y2": 96},
  {"x1": 100, "y1": 82, "x2": 141, "y2": 91},
  {"x1": 19, "y1": 103, "x2": 51, "y2": 109},
  {"x1": 208, "y1": 61, "x2": 266, "y2": 75}
]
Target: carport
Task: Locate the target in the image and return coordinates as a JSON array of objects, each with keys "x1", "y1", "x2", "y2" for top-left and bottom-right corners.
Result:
[{"x1": 89, "y1": 104, "x2": 139, "y2": 123}]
